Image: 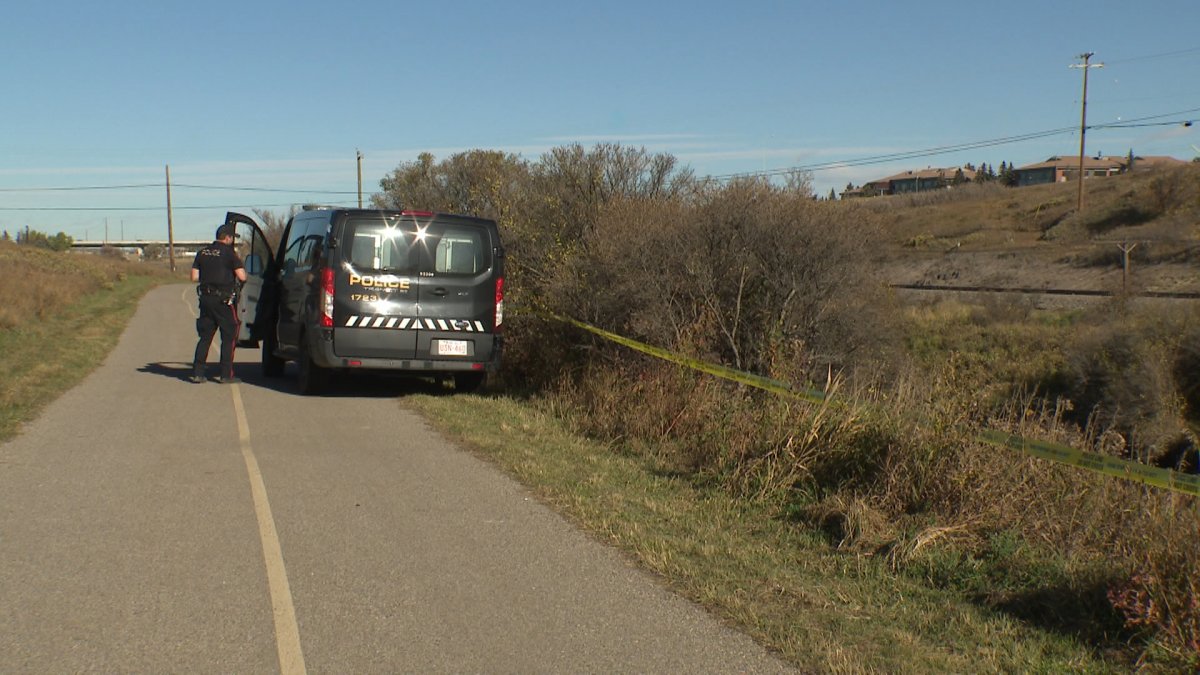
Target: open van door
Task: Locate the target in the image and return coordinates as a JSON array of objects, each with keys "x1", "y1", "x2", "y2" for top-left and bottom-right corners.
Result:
[{"x1": 223, "y1": 211, "x2": 274, "y2": 346}]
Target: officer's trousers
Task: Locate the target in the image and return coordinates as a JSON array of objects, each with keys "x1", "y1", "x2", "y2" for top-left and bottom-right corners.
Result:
[{"x1": 193, "y1": 295, "x2": 240, "y2": 379}]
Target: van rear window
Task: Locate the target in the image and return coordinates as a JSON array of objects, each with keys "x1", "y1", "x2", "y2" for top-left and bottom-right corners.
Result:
[
  {"x1": 343, "y1": 216, "x2": 491, "y2": 275},
  {"x1": 344, "y1": 216, "x2": 418, "y2": 272},
  {"x1": 434, "y1": 226, "x2": 486, "y2": 274}
]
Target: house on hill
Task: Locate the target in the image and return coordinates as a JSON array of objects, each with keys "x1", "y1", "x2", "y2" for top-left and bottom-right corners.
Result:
[
  {"x1": 1012, "y1": 154, "x2": 1186, "y2": 187},
  {"x1": 889, "y1": 167, "x2": 977, "y2": 193},
  {"x1": 841, "y1": 153, "x2": 1187, "y2": 199},
  {"x1": 841, "y1": 166, "x2": 976, "y2": 198},
  {"x1": 1013, "y1": 156, "x2": 1124, "y2": 187}
]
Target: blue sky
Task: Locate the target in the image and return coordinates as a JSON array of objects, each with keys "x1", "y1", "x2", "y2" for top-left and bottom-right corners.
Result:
[{"x1": 2, "y1": 1, "x2": 1198, "y2": 242}]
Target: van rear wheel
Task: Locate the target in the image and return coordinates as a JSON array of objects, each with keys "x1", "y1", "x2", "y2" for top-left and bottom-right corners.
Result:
[
  {"x1": 453, "y1": 372, "x2": 486, "y2": 394},
  {"x1": 297, "y1": 352, "x2": 329, "y2": 395}
]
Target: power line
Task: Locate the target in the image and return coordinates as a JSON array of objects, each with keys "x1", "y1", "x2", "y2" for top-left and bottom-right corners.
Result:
[
  {"x1": 0, "y1": 183, "x2": 160, "y2": 192},
  {"x1": 1105, "y1": 46, "x2": 1200, "y2": 66},
  {"x1": 1097, "y1": 120, "x2": 1195, "y2": 129},
  {"x1": 172, "y1": 183, "x2": 360, "y2": 194},
  {"x1": 709, "y1": 126, "x2": 1077, "y2": 181},
  {"x1": 1091, "y1": 105, "x2": 1200, "y2": 127},
  {"x1": 0, "y1": 203, "x2": 352, "y2": 212},
  {"x1": 710, "y1": 105, "x2": 1200, "y2": 183},
  {"x1": 0, "y1": 182, "x2": 359, "y2": 194}
]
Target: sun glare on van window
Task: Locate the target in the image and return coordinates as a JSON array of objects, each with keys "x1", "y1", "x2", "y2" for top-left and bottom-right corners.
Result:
[{"x1": 414, "y1": 224, "x2": 429, "y2": 243}]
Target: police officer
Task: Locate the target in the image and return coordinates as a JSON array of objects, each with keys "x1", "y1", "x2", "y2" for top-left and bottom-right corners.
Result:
[{"x1": 191, "y1": 224, "x2": 248, "y2": 383}]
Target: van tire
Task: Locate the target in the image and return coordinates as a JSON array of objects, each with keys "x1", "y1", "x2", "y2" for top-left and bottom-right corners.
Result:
[
  {"x1": 297, "y1": 352, "x2": 328, "y2": 395},
  {"x1": 262, "y1": 329, "x2": 285, "y2": 377},
  {"x1": 453, "y1": 372, "x2": 486, "y2": 393}
]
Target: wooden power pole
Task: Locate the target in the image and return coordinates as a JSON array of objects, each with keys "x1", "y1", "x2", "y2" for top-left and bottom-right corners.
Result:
[
  {"x1": 166, "y1": 165, "x2": 176, "y2": 272},
  {"x1": 357, "y1": 150, "x2": 364, "y2": 208},
  {"x1": 1069, "y1": 52, "x2": 1104, "y2": 212}
]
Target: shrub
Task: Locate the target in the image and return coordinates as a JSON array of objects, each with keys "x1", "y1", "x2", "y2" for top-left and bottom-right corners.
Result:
[
  {"x1": 550, "y1": 180, "x2": 895, "y2": 381},
  {"x1": 1107, "y1": 499, "x2": 1200, "y2": 670}
]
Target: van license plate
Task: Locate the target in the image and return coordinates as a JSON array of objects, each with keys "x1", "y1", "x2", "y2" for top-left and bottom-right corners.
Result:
[{"x1": 437, "y1": 340, "x2": 469, "y2": 356}]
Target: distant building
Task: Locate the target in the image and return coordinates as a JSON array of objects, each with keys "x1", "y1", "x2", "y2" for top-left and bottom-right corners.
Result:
[
  {"x1": 1012, "y1": 154, "x2": 1187, "y2": 187},
  {"x1": 1013, "y1": 156, "x2": 1124, "y2": 187},
  {"x1": 888, "y1": 167, "x2": 977, "y2": 193},
  {"x1": 842, "y1": 154, "x2": 1188, "y2": 199},
  {"x1": 841, "y1": 166, "x2": 976, "y2": 198}
]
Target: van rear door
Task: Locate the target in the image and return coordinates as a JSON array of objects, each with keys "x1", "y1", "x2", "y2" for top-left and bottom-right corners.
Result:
[
  {"x1": 412, "y1": 218, "x2": 501, "y2": 364},
  {"x1": 332, "y1": 213, "x2": 422, "y2": 360}
]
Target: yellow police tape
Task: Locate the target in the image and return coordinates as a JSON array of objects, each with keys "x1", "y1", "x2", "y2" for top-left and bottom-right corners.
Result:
[
  {"x1": 549, "y1": 313, "x2": 1200, "y2": 498},
  {"x1": 550, "y1": 313, "x2": 830, "y2": 405}
]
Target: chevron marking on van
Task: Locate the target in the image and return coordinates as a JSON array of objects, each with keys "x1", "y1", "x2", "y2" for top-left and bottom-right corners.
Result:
[{"x1": 343, "y1": 315, "x2": 485, "y2": 332}]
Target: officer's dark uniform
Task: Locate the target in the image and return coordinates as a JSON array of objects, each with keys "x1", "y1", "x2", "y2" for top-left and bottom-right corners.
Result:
[{"x1": 191, "y1": 225, "x2": 244, "y2": 383}]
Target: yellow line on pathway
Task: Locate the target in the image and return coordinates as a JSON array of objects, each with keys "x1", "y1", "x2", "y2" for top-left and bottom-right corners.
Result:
[{"x1": 230, "y1": 384, "x2": 308, "y2": 675}]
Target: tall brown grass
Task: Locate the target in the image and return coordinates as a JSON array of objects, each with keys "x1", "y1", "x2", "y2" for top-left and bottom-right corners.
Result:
[{"x1": 0, "y1": 241, "x2": 170, "y2": 329}]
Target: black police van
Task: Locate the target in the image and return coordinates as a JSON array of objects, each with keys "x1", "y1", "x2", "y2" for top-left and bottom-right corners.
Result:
[{"x1": 225, "y1": 208, "x2": 504, "y2": 394}]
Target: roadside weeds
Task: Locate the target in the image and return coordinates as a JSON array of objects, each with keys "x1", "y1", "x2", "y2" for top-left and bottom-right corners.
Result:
[{"x1": 404, "y1": 393, "x2": 1114, "y2": 673}]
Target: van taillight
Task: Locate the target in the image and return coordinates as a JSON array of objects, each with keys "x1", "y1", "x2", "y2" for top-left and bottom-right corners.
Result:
[
  {"x1": 319, "y1": 266, "x2": 335, "y2": 328},
  {"x1": 494, "y1": 277, "x2": 504, "y2": 331}
]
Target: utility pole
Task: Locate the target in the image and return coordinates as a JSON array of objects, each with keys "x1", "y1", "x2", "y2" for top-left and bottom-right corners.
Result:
[
  {"x1": 166, "y1": 165, "x2": 176, "y2": 272},
  {"x1": 356, "y1": 149, "x2": 363, "y2": 208},
  {"x1": 1069, "y1": 52, "x2": 1103, "y2": 212},
  {"x1": 1118, "y1": 241, "x2": 1138, "y2": 295}
]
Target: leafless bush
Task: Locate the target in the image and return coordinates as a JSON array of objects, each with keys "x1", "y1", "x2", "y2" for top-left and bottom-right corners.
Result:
[
  {"x1": 551, "y1": 180, "x2": 895, "y2": 381},
  {"x1": 1045, "y1": 307, "x2": 1198, "y2": 464},
  {"x1": 252, "y1": 206, "x2": 300, "y2": 251},
  {"x1": 1146, "y1": 166, "x2": 1194, "y2": 215},
  {"x1": 1108, "y1": 504, "x2": 1200, "y2": 669}
]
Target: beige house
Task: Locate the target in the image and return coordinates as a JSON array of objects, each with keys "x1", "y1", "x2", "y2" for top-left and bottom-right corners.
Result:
[
  {"x1": 1013, "y1": 154, "x2": 1186, "y2": 187},
  {"x1": 1013, "y1": 156, "x2": 1124, "y2": 187},
  {"x1": 841, "y1": 166, "x2": 977, "y2": 198}
]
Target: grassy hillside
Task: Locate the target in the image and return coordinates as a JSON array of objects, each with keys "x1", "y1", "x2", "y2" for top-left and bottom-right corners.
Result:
[{"x1": 866, "y1": 163, "x2": 1200, "y2": 294}]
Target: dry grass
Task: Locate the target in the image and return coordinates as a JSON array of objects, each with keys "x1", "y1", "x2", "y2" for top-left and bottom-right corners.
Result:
[
  {"x1": 0, "y1": 242, "x2": 174, "y2": 439},
  {"x1": 407, "y1": 393, "x2": 1114, "y2": 673},
  {"x1": 871, "y1": 164, "x2": 1200, "y2": 298},
  {"x1": 0, "y1": 241, "x2": 174, "y2": 329}
]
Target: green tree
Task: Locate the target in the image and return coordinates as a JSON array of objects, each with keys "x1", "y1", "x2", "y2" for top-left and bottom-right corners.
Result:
[
  {"x1": 998, "y1": 161, "x2": 1018, "y2": 187},
  {"x1": 16, "y1": 228, "x2": 73, "y2": 251}
]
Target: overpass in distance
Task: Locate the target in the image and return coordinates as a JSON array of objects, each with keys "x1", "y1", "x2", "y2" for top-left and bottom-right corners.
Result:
[
  {"x1": 72, "y1": 240, "x2": 211, "y2": 249},
  {"x1": 71, "y1": 240, "x2": 212, "y2": 257}
]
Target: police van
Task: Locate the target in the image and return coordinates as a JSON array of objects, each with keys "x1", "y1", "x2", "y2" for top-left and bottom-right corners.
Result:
[{"x1": 225, "y1": 208, "x2": 504, "y2": 394}]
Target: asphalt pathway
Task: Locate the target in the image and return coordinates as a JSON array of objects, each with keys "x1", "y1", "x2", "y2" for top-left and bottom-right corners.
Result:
[{"x1": 0, "y1": 284, "x2": 794, "y2": 673}]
